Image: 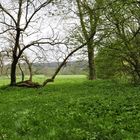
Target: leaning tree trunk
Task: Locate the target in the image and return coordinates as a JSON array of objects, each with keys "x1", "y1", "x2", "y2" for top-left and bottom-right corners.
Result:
[
  {"x1": 42, "y1": 40, "x2": 89, "y2": 86},
  {"x1": 42, "y1": 32, "x2": 96, "y2": 87},
  {"x1": 87, "y1": 44, "x2": 96, "y2": 80}
]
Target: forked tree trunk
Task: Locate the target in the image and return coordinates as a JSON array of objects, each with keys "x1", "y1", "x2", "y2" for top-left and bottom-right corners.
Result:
[{"x1": 9, "y1": 0, "x2": 22, "y2": 86}]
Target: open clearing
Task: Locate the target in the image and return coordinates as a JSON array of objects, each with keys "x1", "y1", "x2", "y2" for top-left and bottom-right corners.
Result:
[{"x1": 0, "y1": 75, "x2": 140, "y2": 139}]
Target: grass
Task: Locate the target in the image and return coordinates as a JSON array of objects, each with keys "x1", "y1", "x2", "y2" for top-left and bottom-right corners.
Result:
[{"x1": 0, "y1": 75, "x2": 140, "y2": 139}]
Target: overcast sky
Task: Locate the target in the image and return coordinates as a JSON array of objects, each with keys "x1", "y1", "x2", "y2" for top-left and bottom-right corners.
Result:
[{"x1": 0, "y1": 0, "x2": 83, "y2": 63}]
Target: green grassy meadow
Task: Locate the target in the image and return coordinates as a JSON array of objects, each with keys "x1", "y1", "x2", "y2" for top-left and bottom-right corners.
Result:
[{"x1": 0, "y1": 75, "x2": 140, "y2": 140}]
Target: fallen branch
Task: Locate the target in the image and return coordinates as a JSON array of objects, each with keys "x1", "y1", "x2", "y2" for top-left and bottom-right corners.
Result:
[{"x1": 16, "y1": 80, "x2": 41, "y2": 88}]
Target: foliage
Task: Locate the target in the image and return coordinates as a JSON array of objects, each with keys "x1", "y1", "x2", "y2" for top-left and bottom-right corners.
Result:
[
  {"x1": 95, "y1": 47, "x2": 123, "y2": 79},
  {"x1": 103, "y1": 0, "x2": 140, "y2": 84},
  {"x1": 0, "y1": 75, "x2": 140, "y2": 139},
  {"x1": 0, "y1": 0, "x2": 139, "y2": 85}
]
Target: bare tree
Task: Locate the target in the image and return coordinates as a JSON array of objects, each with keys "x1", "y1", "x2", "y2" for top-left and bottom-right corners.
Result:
[
  {"x1": 0, "y1": 0, "x2": 58, "y2": 86},
  {"x1": 42, "y1": 30, "x2": 96, "y2": 86}
]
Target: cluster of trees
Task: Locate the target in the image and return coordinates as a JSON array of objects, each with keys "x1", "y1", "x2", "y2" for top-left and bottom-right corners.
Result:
[
  {"x1": 0, "y1": 0, "x2": 139, "y2": 87},
  {"x1": 96, "y1": 0, "x2": 140, "y2": 84}
]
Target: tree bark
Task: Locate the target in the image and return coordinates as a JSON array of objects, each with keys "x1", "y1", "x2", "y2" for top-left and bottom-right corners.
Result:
[
  {"x1": 28, "y1": 63, "x2": 32, "y2": 81},
  {"x1": 18, "y1": 63, "x2": 24, "y2": 82},
  {"x1": 10, "y1": 58, "x2": 18, "y2": 86},
  {"x1": 87, "y1": 46, "x2": 96, "y2": 80},
  {"x1": 10, "y1": 1, "x2": 22, "y2": 86},
  {"x1": 76, "y1": 0, "x2": 98, "y2": 80},
  {"x1": 24, "y1": 57, "x2": 33, "y2": 81}
]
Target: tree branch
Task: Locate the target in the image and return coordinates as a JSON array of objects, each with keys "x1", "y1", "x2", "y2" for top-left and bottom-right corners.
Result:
[
  {"x1": 0, "y1": 3, "x2": 17, "y2": 25},
  {"x1": 23, "y1": 0, "x2": 53, "y2": 30}
]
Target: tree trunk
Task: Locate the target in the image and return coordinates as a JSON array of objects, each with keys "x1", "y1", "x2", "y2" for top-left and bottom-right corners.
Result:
[
  {"x1": 0, "y1": 60, "x2": 3, "y2": 76},
  {"x1": 87, "y1": 44, "x2": 96, "y2": 80},
  {"x1": 28, "y1": 64, "x2": 32, "y2": 81},
  {"x1": 10, "y1": 58, "x2": 18, "y2": 86},
  {"x1": 18, "y1": 63, "x2": 24, "y2": 82},
  {"x1": 9, "y1": 0, "x2": 22, "y2": 86},
  {"x1": 42, "y1": 39, "x2": 91, "y2": 87},
  {"x1": 25, "y1": 58, "x2": 33, "y2": 81},
  {"x1": 134, "y1": 64, "x2": 140, "y2": 84}
]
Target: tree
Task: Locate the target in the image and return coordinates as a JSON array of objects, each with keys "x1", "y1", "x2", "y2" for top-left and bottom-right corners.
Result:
[
  {"x1": 103, "y1": 0, "x2": 140, "y2": 84},
  {"x1": 0, "y1": 0, "x2": 56, "y2": 86},
  {"x1": 75, "y1": 0, "x2": 105, "y2": 80},
  {"x1": 18, "y1": 63, "x2": 25, "y2": 82},
  {"x1": 42, "y1": 31, "x2": 96, "y2": 86},
  {"x1": 0, "y1": 51, "x2": 5, "y2": 75},
  {"x1": 95, "y1": 43, "x2": 124, "y2": 79}
]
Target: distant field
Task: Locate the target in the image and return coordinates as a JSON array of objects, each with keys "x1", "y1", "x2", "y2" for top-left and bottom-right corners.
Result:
[
  {"x1": 0, "y1": 75, "x2": 140, "y2": 139},
  {"x1": 0, "y1": 75, "x2": 87, "y2": 86}
]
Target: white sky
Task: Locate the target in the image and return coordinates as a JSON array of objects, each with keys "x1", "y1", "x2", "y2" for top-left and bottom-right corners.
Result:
[{"x1": 0, "y1": 0, "x2": 83, "y2": 63}]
